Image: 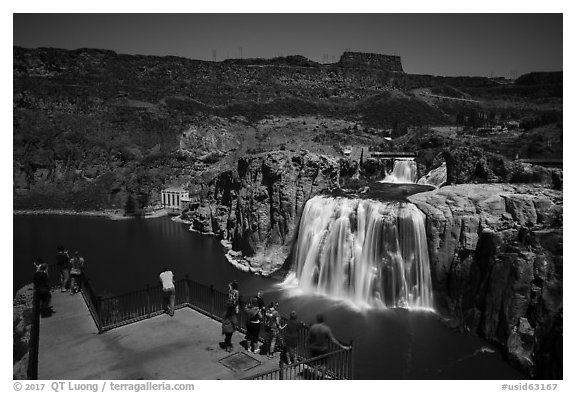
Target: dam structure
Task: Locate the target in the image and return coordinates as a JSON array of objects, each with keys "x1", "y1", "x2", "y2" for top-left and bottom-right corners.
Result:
[{"x1": 284, "y1": 196, "x2": 433, "y2": 310}]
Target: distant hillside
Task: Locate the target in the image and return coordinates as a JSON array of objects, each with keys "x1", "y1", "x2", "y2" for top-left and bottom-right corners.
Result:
[{"x1": 13, "y1": 47, "x2": 562, "y2": 211}]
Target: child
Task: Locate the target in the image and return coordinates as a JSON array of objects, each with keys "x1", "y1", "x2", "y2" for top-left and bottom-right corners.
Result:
[{"x1": 221, "y1": 306, "x2": 237, "y2": 352}]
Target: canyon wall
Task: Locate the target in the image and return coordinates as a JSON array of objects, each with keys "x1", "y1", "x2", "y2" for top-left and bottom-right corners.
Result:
[
  {"x1": 183, "y1": 150, "x2": 340, "y2": 273},
  {"x1": 408, "y1": 184, "x2": 562, "y2": 378},
  {"x1": 186, "y1": 153, "x2": 562, "y2": 378}
]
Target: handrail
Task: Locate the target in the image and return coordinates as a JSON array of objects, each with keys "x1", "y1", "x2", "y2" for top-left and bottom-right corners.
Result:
[
  {"x1": 33, "y1": 265, "x2": 353, "y2": 379},
  {"x1": 79, "y1": 275, "x2": 103, "y2": 333},
  {"x1": 244, "y1": 347, "x2": 353, "y2": 380}
]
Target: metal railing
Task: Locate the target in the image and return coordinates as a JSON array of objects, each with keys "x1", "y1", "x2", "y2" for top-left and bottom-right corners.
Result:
[
  {"x1": 29, "y1": 266, "x2": 354, "y2": 380},
  {"x1": 245, "y1": 347, "x2": 353, "y2": 380}
]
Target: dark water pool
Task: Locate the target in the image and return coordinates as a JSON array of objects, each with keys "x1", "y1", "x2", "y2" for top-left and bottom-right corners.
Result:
[{"x1": 13, "y1": 214, "x2": 524, "y2": 380}]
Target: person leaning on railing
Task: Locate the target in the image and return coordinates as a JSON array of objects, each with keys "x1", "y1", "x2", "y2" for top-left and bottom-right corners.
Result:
[
  {"x1": 307, "y1": 313, "x2": 351, "y2": 358},
  {"x1": 159, "y1": 267, "x2": 175, "y2": 317}
]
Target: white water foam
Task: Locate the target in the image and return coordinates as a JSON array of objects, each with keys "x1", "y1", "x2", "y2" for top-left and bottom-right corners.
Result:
[{"x1": 282, "y1": 196, "x2": 434, "y2": 311}]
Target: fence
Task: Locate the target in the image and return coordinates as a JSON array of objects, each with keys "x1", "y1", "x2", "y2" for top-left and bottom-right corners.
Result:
[
  {"x1": 30, "y1": 266, "x2": 354, "y2": 379},
  {"x1": 245, "y1": 347, "x2": 353, "y2": 380}
]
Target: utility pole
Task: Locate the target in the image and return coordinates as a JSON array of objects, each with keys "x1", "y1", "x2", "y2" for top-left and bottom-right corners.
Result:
[
  {"x1": 212, "y1": 49, "x2": 217, "y2": 62},
  {"x1": 239, "y1": 47, "x2": 243, "y2": 59}
]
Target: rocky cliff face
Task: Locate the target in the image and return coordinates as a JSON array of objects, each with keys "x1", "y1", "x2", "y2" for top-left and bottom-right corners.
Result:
[
  {"x1": 339, "y1": 51, "x2": 404, "y2": 73},
  {"x1": 13, "y1": 284, "x2": 35, "y2": 379},
  {"x1": 408, "y1": 184, "x2": 562, "y2": 378},
  {"x1": 183, "y1": 150, "x2": 340, "y2": 274},
  {"x1": 444, "y1": 147, "x2": 562, "y2": 187}
]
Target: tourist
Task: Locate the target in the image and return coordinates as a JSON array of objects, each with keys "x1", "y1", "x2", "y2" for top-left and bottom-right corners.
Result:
[
  {"x1": 159, "y1": 267, "x2": 175, "y2": 316},
  {"x1": 221, "y1": 305, "x2": 237, "y2": 352},
  {"x1": 55, "y1": 245, "x2": 71, "y2": 292},
  {"x1": 244, "y1": 297, "x2": 262, "y2": 353},
  {"x1": 33, "y1": 261, "x2": 52, "y2": 317},
  {"x1": 69, "y1": 251, "x2": 85, "y2": 295},
  {"x1": 228, "y1": 280, "x2": 240, "y2": 314},
  {"x1": 307, "y1": 313, "x2": 350, "y2": 359},
  {"x1": 264, "y1": 302, "x2": 280, "y2": 358},
  {"x1": 283, "y1": 310, "x2": 303, "y2": 364},
  {"x1": 256, "y1": 290, "x2": 265, "y2": 312}
]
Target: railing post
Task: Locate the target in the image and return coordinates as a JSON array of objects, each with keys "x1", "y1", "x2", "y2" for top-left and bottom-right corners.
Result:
[
  {"x1": 209, "y1": 284, "x2": 214, "y2": 316},
  {"x1": 350, "y1": 340, "x2": 354, "y2": 380},
  {"x1": 184, "y1": 274, "x2": 190, "y2": 305},
  {"x1": 146, "y1": 284, "x2": 151, "y2": 318},
  {"x1": 96, "y1": 295, "x2": 103, "y2": 332}
]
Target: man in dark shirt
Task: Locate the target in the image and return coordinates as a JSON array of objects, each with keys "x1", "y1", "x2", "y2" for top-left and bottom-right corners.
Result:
[{"x1": 307, "y1": 313, "x2": 349, "y2": 358}]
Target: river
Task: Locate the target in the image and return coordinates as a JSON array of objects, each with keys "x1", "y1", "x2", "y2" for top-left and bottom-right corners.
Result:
[{"x1": 13, "y1": 214, "x2": 525, "y2": 379}]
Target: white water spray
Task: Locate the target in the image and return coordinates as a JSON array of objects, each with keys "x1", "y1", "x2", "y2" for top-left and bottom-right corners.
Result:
[
  {"x1": 284, "y1": 196, "x2": 434, "y2": 310},
  {"x1": 380, "y1": 158, "x2": 418, "y2": 184}
]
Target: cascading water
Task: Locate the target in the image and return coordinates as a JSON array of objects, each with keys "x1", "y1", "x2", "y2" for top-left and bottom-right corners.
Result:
[
  {"x1": 284, "y1": 195, "x2": 434, "y2": 310},
  {"x1": 380, "y1": 158, "x2": 418, "y2": 183}
]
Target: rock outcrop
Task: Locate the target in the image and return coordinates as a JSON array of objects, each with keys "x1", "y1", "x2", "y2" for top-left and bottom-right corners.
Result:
[
  {"x1": 444, "y1": 147, "x2": 561, "y2": 188},
  {"x1": 339, "y1": 51, "x2": 404, "y2": 73},
  {"x1": 183, "y1": 150, "x2": 340, "y2": 274},
  {"x1": 408, "y1": 184, "x2": 562, "y2": 378},
  {"x1": 13, "y1": 284, "x2": 35, "y2": 379}
]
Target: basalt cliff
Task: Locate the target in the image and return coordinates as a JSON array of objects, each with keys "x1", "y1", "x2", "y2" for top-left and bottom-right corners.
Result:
[
  {"x1": 183, "y1": 149, "x2": 562, "y2": 379},
  {"x1": 182, "y1": 150, "x2": 340, "y2": 274},
  {"x1": 14, "y1": 47, "x2": 562, "y2": 379}
]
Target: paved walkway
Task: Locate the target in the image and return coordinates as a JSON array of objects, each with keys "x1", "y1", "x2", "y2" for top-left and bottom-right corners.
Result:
[{"x1": 38, "y1": 291, "x2": 279, "y2": 380}]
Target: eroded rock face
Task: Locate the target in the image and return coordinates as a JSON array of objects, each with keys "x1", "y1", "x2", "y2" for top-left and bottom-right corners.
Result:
[
  {"x1": 13, "y1": 284, "x2": 35, "y2": 380},
  {"x1": 444, "y1": 147, "x2": 561, "y2": 188},
  {"x1": 409, "y1": 184, "x2": 562, "y2": 378},
  {"x1": 183, "y1": 150, "x2": 340, "y2": 273},
  {"x1": 179, "y1": 123, "x2": 241, "y2": 162}
]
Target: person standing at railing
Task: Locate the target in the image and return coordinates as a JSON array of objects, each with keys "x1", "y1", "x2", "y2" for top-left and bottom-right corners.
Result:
[
  {"x1": 221, "y1": 306, "x2": 238, "y2": 352},
  {"x1": 159, "y1": 267, "x2": 175, "y2": 317},
  {"x1": 33, "y1": 261, "x2": 53, "y2": 317},
  {"x1": 256, "y1": 291, "x2": 265, "y2": 312},
  {"x1": 264, "y1": 302, "x2": 280, "y2": 359},
  {"x1": 282, "y1": 310, "x2": 303, "y2": 364},
  {"x1": 227, "y1": 280, "x2": 240, "y2": 315},
  {"x1": 244, "y1": 297, "x2": 262, "y2": 353},
  {"x1": 307, "y1": 313, "x2": 350, "y2": 358},
  {"x1": 55, "y1": 245, "x2": 71, "y2": 292},
  {"x1": 307, "y1": 314, "x2": 351, "y2": 378},
  {"x1": 69, "y1": 251, "x2": 85, "y2": 295}
]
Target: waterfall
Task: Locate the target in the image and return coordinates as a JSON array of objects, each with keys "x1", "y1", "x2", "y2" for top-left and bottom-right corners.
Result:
[
  {"x1": 380, "y1": 158, "x2": 417, "y2": 183},
  {"x1": 285, "y1": 196, "x2": 434, "y2": 310}
]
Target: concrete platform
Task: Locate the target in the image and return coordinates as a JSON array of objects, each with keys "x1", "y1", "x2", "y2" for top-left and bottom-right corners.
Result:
[{"x1": 38, "y1": 290, "x2": 279, "y2": 380}]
